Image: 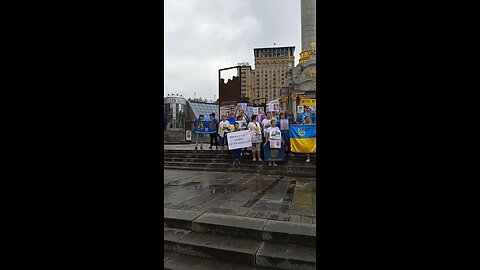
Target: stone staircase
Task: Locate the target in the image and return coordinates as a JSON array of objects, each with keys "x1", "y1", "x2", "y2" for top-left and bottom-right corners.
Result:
[
  {"x1": 164, "y1": 208, "x2": 316, "y2": 269},
  {"x1": 163, "y1": 149, "x2": 317, "y2": 177}
]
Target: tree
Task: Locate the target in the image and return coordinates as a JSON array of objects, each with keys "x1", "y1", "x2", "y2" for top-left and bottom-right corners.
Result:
[{"x1": 239, "y1": 96, "x2": 251, "y2": 105}]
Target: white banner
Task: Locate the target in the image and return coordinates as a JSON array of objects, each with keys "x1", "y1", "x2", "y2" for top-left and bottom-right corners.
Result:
[{"x1": 227, "y1": 130, "x2": 252, "y2": 150}]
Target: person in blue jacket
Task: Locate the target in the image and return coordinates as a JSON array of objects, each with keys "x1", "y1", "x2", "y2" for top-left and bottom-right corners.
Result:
[
  {"x1": 278, "y1": 112, "x2": 294, "y2": 157},
  {"x1": 303, "y1": 107, "x2": 313, "y2": 122},
  {"x1": 227, "y1": 112, "x2": 237, "y2": 125},
  {"x1": 296, "y1": 110, "x2": 305, "y2": 124}
]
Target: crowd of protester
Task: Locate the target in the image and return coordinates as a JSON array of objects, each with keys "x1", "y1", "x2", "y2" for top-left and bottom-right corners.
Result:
[{"x1": 195, "y1": 106, "x2": 316, "y2": 167}]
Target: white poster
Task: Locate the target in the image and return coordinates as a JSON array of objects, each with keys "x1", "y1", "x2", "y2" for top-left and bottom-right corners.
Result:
[
  {"x1": 269, "y1": 129, "x2": 282, "y2": 140},
  {"x1": 252, "y1": 107, "x2": 259, "y2": 115},
  {"x1": 280, "y1": 119, "x2": 289, "y2": 131},
  {"x1": 297, "y1": 106, "x2": 304, "y2": 114},
  {"x1": 267, "y1": 104, "x2": 273, "y2": 112},
  {"x1": 238, "y1": 103, "x2": 247, "y2": 111},
  {"x1": 270, "y1": 140, "x2": 281, "y2": 149},
  {"x1": 227, "y1": 130, "x2": 252, "y2": 150}
]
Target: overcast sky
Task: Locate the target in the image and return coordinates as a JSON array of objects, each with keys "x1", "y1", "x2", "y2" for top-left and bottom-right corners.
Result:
[{"x1": 164, "y1": 0, "x2": 301, "y2": 101}]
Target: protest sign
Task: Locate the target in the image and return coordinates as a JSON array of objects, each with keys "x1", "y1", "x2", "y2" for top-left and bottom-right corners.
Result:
[
  {"x1": 227, "y1": 130, "x2": 252, "y2": 150},
  {"x1": 270, "y1": 140, "x2": 281, "y2": 149},
  {"x1": 238, "y1": 103, "x2": 247, "y2": 111},
  {"x1": 269, "y1": 129, "x2": 282, "y2": 140},
  {"x1": 297, "y1": 106, "x2": 304, "y2": 114},
  {"x1": 194, "y1": 119, "x2": 217, "y2": 134},
  {"x1": 280, "y1": 119, "x2": 289, "y2": 131},
  {"x1": 263, "y1": 144, "x2": 285, "y2": 161}
]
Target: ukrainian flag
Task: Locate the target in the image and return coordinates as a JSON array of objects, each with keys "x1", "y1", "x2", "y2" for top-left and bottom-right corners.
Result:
[{"x1": 290, "y1": 125, "x2": 316, "y2": 153}]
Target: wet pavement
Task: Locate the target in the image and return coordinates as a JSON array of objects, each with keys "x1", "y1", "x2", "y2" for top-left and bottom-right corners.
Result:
[{"x1": 164, "y1": 169, "x2": 316, "y2": 224}]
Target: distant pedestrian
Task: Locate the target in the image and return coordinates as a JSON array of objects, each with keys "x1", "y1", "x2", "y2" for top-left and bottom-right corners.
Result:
[{"x1": 208, "y1": 113, "x2": 219, "y2": 149}]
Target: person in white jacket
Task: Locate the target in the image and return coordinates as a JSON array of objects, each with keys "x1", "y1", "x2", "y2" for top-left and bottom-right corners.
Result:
[
  {"x1": 248, "y1": 115, "x2": 262, "y2": 161},
  {"x1": 218, "y1": 115, "x2": 231, "y2": 150}
]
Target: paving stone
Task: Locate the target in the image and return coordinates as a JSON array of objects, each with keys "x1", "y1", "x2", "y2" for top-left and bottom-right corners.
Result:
[
  {"x1": 300, "y1": 216, "x2": 313, "y2": 224},
  {"x1": 245, "y1": 210, "x2": 259, "y2": 218},
  {"x1": 289, "y1": 214, "x2": 301, "y2": 223},
  {"x1": 255, "y1": 211, "x2": 270, "y2": 219},
  {"x1": 277, "y1": 213, "x2": 289, "y2": 221},
  {"x1": 235, "y1": 207, "x2": 250, "y2": 216},
  {"x1": 180, "y1": 205, "x2": 193, "y2": 210},
  {"x1": 224, "y1": 209, "x2": 236, "y2": 215},
  {"x1": 256, "y1": 241, "x2": 316, "y2": 270},
  {"x1": 267, "y1": 211, "x2": 279, "y2": 220}
]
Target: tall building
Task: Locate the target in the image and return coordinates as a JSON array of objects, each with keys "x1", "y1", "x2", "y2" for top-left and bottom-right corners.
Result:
[
  {"x1": 238, "y1": 47, "x2": 295, "y2": 105},
  {"x1": 238, "y1": 63, "x2": 254, "y2": 99}
]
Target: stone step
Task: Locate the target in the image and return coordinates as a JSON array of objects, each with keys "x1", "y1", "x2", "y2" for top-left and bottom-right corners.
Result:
[
  {"x1": 163, "y1": 166, "x2": 317, "y2": 177},
  {"x1": 163, "y1": 161, "x2": 316, "y2": 171},
  {"x1": 164, "y1": 253, "x2": 270, "y2": 270},
  {"x1": 165, "y1": 209, "x2": 316, "y2": 247},
  {"x1": 163, "y1": 155, "x2": 316, "y2": 163},
  {"x1": 164, "y1": 150, "x2": 316, "y2": 159},
  {"x1": 164, "y1": 229, "x2": 316, "y2": 269}
]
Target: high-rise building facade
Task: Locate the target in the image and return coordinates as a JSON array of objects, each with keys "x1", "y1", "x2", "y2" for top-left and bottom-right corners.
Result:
[{"x1": 238, "y1": 47, "x2": 295, "y2": 104}]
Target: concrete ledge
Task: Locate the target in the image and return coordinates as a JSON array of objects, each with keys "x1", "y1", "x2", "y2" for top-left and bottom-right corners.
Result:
[
  {"x1": 163, "y1": 166, "x2": 316, "y2": 177},
  {"x1": 177, "y1": 231, "x2": 262, "y2": 266},
  {"x1": 263, "y1": 220, "x2": 316, "y2": 247},
  {"x1": 164, "y1": 227, "x2": 191, "y2": 252},
  {"x1": 255, "y1": 241, "x2": 316, "y2": 270},
  {"x1": 164, "y1": 250, "x2": 175, "y2": 263},
  {"x1": 192, "y1": 213, "x2": 267, "y2": 241},
  {"x1": 164, "y1": 253, "x2": 269, "y2": 270},
  {"x1": 164, "y1": 209, "x2": 203, "y2": 230}
]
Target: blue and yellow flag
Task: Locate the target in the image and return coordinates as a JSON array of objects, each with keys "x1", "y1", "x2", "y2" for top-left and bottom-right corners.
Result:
[{"x1": 290, "y1": 125, "x2": 316, "y2": 153}]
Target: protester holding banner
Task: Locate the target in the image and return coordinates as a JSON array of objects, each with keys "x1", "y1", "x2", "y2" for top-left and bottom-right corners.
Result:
[
  {"x1": 236, "y1": 115, "x2": 247, "y2": 130},
  {"x1": 227, "y1": 112, "x2": 237, "y2": 125},
  {"x1": 248, "y1": 115, "x2": 262, "y2": 161},
  {"x1": 218, "y1": 115, "x2": 231, "y2": 150},
  {"x1": 238, "y1": 110, "x2": 249, "y2": 125},
  {"x1": 231, "y1": 122, "x2": 242, "y2": 167},
  {"x1": 208, "y1": 113, "x2": 219, "y2": 150},
  {"x1": 194, "y1": 115, "x2": 205, "y2": 150},
  {"x1": 265, "y1": 119, "x2": 282, "y2": 167},
  {"x1": 261, "y1": 112, "x2": 272, "y2": 131}
]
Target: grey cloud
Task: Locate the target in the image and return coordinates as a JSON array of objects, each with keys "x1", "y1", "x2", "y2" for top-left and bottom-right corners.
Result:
[{"x1": 164, "y1": 0, "x2": 301, "y2": 101}]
